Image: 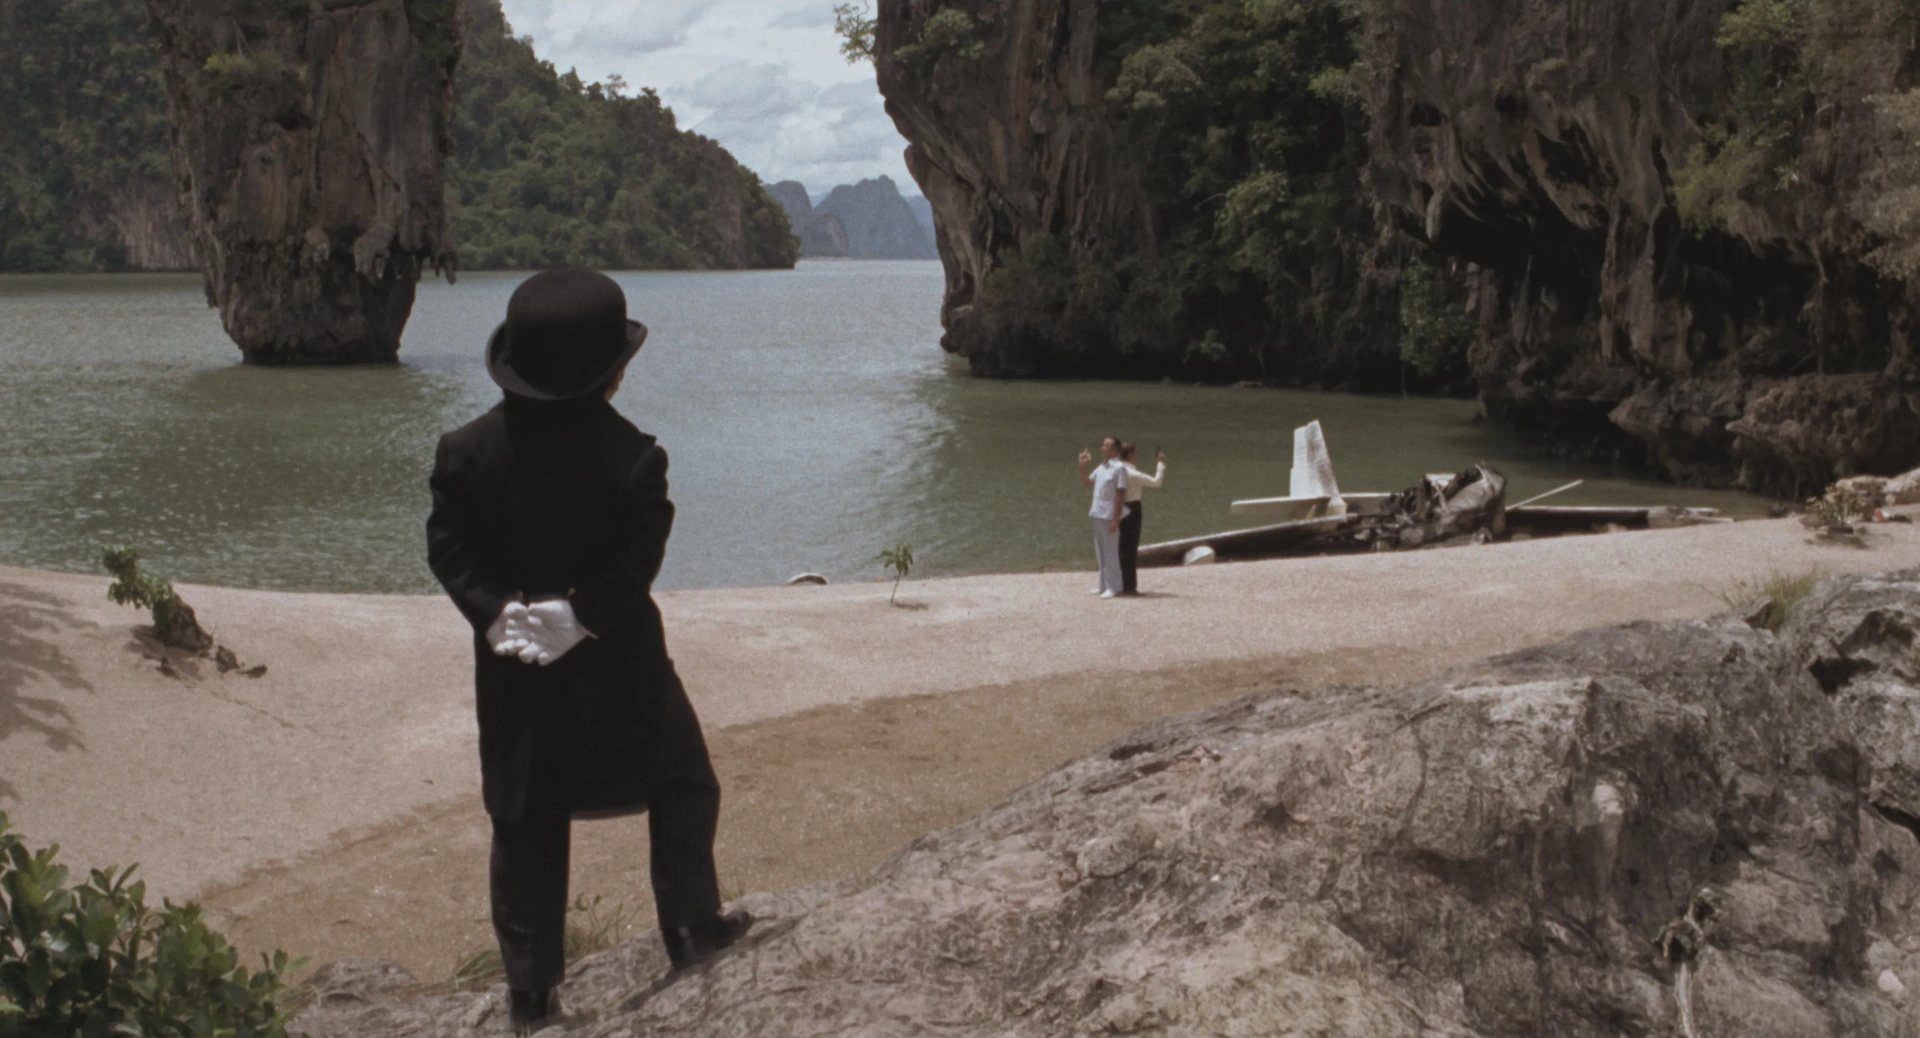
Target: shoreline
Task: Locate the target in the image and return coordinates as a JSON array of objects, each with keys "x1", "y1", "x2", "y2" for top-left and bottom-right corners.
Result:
[{"x1": 5, "y1": 512, "x2": 1917, "y2": 978}]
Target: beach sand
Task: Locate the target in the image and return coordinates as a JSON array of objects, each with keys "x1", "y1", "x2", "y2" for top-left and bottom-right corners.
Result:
[{"x1": 4, "y1": 513, "x2": 1916, "y2": 980}]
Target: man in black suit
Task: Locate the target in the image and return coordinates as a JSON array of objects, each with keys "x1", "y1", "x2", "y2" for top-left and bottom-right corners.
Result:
[{"x1": 427, "y1": 269, "x2": 749, "y2": 1034}]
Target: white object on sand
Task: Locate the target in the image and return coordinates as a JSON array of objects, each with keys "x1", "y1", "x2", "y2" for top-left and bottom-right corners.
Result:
[{"x1": 1182, "y1": 546, "x2": 1218, "y2": 566}]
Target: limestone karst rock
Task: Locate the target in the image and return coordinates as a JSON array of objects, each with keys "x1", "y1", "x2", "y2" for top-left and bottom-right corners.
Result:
[
  {"x1": 875, "y1": 0, "x2": 1919, "y2": 493},
  {"x1": 1367, "y1": 0, "x2": 1920, "y2": 495},
  {"x1": 143, "y1": 0, "x2": 458, "y2": 364},
  {"x1": 294, "y1": 571, "x2": 1920, "y2": 1037},
  {"x1": 874, "y1": 0, "x2": 1156, "y2": 377}
]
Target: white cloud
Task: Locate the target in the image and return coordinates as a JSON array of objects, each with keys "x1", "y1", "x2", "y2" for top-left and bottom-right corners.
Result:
[{"x1": 496, "y1": 0, "x2": 916, "y2": 194}]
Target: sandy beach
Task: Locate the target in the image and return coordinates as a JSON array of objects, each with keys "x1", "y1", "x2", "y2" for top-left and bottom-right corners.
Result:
[{"x1": 4, "y1": 513, "x2": 1918, "y2": 980}]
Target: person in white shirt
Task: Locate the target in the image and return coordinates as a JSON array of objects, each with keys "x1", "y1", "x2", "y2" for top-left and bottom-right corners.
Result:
[
  {"x1": 1117, "y1": 442, "x2": 1166, "y2": 595},
  {"x1": 1076, "y1": 436, "x2": 1129, "y2": 599}
]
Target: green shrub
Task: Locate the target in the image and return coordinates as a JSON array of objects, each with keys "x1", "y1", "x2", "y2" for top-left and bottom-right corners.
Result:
[
  {"x1": 1717, "y1": 568, "x2": 1823, "y2": 631},
  {"x1": 102, "y1": 545, "x2": 212, "y2": 652},
  {"x1": 875, "y1": 542, "x2": 915, "y2": 605},
  {"x1": 896, "y1": 8, "x2": 986, "y2": 65},
  {"x1": 199, "y1": 50, "x2": 285, "y2": 95},
  {"x1": 0, "y1": 812, "x2": 299, "y2": 1037}
]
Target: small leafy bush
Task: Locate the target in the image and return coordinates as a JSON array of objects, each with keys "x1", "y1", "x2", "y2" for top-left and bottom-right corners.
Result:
[
  {"x1": 896, "y1": 8, "x2": 985, "y2": 65},
  {"x1": 199, "y1": 51, "x2": 286, "y2": 95},
  {"x1": 0, "y1": 812, "x2": 299, "y2": 1037},
  {"x1": 102, "y1": 546, "x2": 211, "y2": 652},
  {"x1": 875, "y1": 542, "x2": 915, "y2": 605},
  {"x1": 1806, "y1": 482, "x2": 1878, "y2": 528}
]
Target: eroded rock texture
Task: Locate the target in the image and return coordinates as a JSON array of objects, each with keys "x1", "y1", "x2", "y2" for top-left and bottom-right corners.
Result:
[
  {"x1": 1370, "y1": 0, "x2": 1920, "y2": 494},
  {"x1": 144, "y1": 0, "x2": 458, "y2": 364},
  {"x1": 874, "y1": 0, "x2": 1156, "y2": 376},
  {"x1": 296, "y1": 573, "x2": 1920, "y2": 1037}
]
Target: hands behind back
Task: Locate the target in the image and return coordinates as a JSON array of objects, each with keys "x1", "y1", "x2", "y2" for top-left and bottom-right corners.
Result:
[{"x1": 488, "y1": 597, "x2": 592, "y2": 666}]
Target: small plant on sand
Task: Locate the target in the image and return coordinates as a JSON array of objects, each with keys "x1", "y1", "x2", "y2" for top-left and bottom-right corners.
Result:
[
  {"x1": 0, "y1": 811, "x2": 300, "y2": 1036},
  {"x1": 875, "y1": 542, "x2": 914, "y2": 606},
  {"x1": 102, "y1": 544, "x2": 213, "y2": 652},
  {"x1": 1805, "y1": 481, "x2": 1878, "y2": 529},
  {"x1": 451, "y1": 894, "x2": 632, "y2": 989},
  {"x1": 1717, "y1": 568, "x2": 1824, "y2": 632}
]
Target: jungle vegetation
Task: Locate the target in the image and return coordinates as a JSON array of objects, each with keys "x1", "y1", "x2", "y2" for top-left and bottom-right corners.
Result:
[{"x1": 0, "y1": 0, "x2": 798, "y2": 272}]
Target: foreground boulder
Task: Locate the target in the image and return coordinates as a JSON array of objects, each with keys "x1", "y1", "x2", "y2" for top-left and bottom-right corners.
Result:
[
  {"x1": 144, "y1": 0, "x2": 458, "y2": 364},
  {"x1": 300, "y1": 577, "x2": 1920, "y2": 1036}
]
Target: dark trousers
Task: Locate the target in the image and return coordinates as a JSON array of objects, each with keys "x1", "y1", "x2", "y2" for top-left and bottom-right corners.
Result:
[
  {"x1": 489, "y1": 778, "x2": 723, "y2": 991},
  {"x1": 1119, "y1": 501, "x2": 1144, "y2": 594}
]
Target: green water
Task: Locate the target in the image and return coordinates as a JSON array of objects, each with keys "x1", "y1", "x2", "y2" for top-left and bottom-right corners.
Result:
[{"x1": 0, "y1": 264, "x2": 1773, "y2": 592}]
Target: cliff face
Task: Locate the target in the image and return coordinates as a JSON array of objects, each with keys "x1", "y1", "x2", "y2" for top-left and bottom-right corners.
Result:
[
  {"x1": 875, "y1": 0, "x2": 1390, "y2": 383},
  {"x1": 875, "y1": 0, "x2": 1156, "y2": 374},
  {"x1": 1370, "y1": 0, "x2": 1920, "y2": 493},
  {"x1": 143, "y1": 0, "x2": 458, "y2": 364},
  {"x1": 879, "y1": 0, "x2": 1920, "y2": 493}
]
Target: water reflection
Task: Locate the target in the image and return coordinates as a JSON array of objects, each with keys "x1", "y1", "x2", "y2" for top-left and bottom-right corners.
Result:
[{"x1": 19, "y1": 363, "x2": 464, "y2": 593}]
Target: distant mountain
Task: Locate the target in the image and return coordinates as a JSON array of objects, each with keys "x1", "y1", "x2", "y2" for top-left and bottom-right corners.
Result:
[
  {"x1": 817, "y1": 177, "x2": 937, "y2": 260},
  {"x1": 770, "y1": 176, "x2": 936, "y2": 260},
  {"x1": 768, "y1": 181, "x2": 849, "y2": 258}
]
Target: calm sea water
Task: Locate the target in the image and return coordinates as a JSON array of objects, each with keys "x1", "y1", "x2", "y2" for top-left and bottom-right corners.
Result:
[{"x1": 0, "y1": 262, "x2": 1772, "y2": 593}]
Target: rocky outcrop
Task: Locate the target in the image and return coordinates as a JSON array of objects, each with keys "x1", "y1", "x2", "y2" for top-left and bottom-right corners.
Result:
[
  {"x1": 295, "y1": 574, "x2": 1920, "y2": 1036},
  {"x1": 875, "y1": 0, "x2": 1157, "y2": 375},
  {"x1": 143, "y1": 0, "x2": 458, "y2": 364},
  {"x1": 1369, "y1": 0, "x2": 1920, "y2": 494}
]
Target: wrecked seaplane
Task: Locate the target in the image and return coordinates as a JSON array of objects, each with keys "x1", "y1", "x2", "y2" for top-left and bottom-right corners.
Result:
[{"x1": 1137, "y1": 421, "x2": 1728, "y2": 568}]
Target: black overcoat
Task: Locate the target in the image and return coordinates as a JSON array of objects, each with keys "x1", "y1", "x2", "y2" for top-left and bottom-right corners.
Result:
[{"x1": 426, "y1": 397, "x2": 715, "y2": 822}]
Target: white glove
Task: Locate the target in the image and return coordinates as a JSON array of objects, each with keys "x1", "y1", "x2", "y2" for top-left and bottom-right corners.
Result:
[
  {"x1": 487, "y1": 598, "x2": 528, "y2": 656},
  {"x1": 519, "y1": 598, "x2": 592, "y2": 666}
]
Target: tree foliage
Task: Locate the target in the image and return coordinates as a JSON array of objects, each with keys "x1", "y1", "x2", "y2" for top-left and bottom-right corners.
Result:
[
  {"x1": 1673, "y1": 0, "x2": 1919, "y2": 292},
  {"x1": 447, "y1": 0, "x2": 797, "y2": 270},
  {"x1": 0, "y1": 0, "x2": 173, "y2": 271},
  {"x1": 0, "y1": 812, "x2": 300, "y2": 1038},
  {"x1": 834, "y1": 2, "x2": 877, "y2": 64},
  {"x1": 970, "y1": 0, "x2": 1382, "y2": 383}
]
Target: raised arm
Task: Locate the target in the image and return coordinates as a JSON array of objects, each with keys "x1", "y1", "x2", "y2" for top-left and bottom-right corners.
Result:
[
  {"x1": 426, "y1": 437, "x2": 516, "y2": 633},
  {"x1": 1078, "y1": 448, "x2": 1095, "y2": 488},
  {"x1": 1129, "y1": 461, "x2": 1166, "y2": 490},
  {"x1": 568, "y1": 444, "x2": 674, "y2": 636}
]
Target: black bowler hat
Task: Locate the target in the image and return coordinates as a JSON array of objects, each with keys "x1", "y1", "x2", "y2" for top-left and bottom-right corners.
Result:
[{"x1": 487, "y1": 269, "x2": 648, "y2": 401}]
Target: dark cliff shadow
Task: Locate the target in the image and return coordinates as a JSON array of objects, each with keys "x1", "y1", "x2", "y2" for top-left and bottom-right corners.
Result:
[{"x1": 0, "y1": 582, "x2": 93, "y2": 802}]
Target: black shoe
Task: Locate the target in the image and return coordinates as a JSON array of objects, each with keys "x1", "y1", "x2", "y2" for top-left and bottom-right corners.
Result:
[
  {"x1": 508, "y1": 987, "x2": 560, "y2": 1035},
  {"x1": 663, "y1": 908, "x2": 754, "y2": 971}
]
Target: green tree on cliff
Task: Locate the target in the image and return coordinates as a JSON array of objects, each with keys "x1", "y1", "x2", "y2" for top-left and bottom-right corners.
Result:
[{"x1": 448, "y1": 0, "x2": 798, "y2": 270}]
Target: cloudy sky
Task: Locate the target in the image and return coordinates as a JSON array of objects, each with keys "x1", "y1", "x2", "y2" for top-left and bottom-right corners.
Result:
[{"x1": 494, "y1": 1, "x2": 914, "y2": 197}]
